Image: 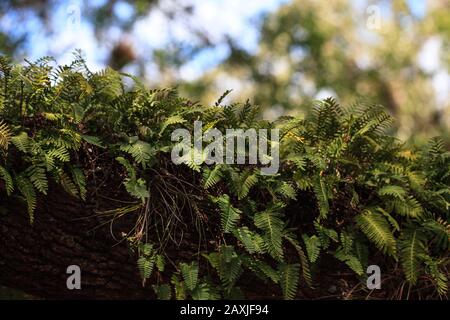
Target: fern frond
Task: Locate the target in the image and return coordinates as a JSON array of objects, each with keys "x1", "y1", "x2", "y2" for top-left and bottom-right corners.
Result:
[
  {"x1": 124, "y1": 178, "x2": 149, "y2": 203},
  {"x1": 58, "y1": 170, "x2": 79, "y2": 198},
  {"x1": 0, "y1": 120, "x2": 11, "y2": 150},
  {"x1": 284, "y1": 234, "x2": 313, "y2": 287},
  {"x1": 313, "y1": 176, "x2": 329, "y2": 219},
  {"x1": 422, "y1": 256, "x2": 448, "y2": 295},
  {"x1": 47, "y1": 147, "x2": 70, "y2": 163},
  {"x1": 0, "y1": 165, "x2": 14, "y2": 195},
  {"x1": 399, "y1": 227, "x2": 427, "y2": 284},
  {"x1": 71, "y1": 167, "x2": 86, "y2": 201},
  {"x1": 205, "y1": 246, "x2": 243, "y2": 292},
  {"x1": 334, "y1": 249, "x2": 364, "y2": 276},
  {"x1": 137, "y1": 255, "x2": 155, "y2": 281},
  {"x1": 378, "y1": 185, "x2": 406, "y2": 200},
  {"x1": 213, "y1": 194, "x2": 242, "y2": 233},
  {"x1": 278, "y1": 263, "x2": 300, "y2": 300},
  {"x1": 120, "y1": 140, "x2": 155, "y2": 166},
  {"x1": 26, "y1": 164, "x2": 48, "y2": 195},
  {"x1": 16, "y1": 175, "x2": 37, "y2": 224},
  {"x1": 159, "y1": 115, "x2": 186, "y2": 135},
  {"x1": 302, "y1": 234, "x2": 321, "y2": 263},
  {"x1": 276, "y1": 181, "x2": 297, "y2": 200},
  {"x1": 202, "y1": 165, "x2": 223, "y2": 189},
  {"x1": 180, "y1": 262, "x2": 199, "y2": 291},
  {"x1": 254, "y1": 208, "x2": 285, "y2": 260},
  {"x1": 11, "y1": 132, "x2": 30, "y2": 153},
  {"x1": 233, "y1": 227, "x2": 265, "y2": 254},
  {"x1": 356, "y1": 209, "x2": 397, "y2": 256}
]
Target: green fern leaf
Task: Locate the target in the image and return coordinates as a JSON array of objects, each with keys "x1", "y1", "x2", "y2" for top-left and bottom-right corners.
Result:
[
  {"x1": 356, "y1": 210, "x2": 397, "y2": 256},
  {"x1": 233, "y1": 227, "x2": 265, "y2": 254},
  {"x1": 278, "y1": 263, "x2": 300, "y2": 300},
  {"x1": 302, "y1": 234, "x2": 321, "y2": 263},
  {"x1": 26, "y1": 164, "x2": 48, "y2": 195},
  {"x1": 254, "y1": 208, "x2": 285, "y2": 260},
  {"x1": 378, "y1": 185, "x2": 406, "y2": 200},
  {"x1": 202, "y1": 165, "x2": 223, "y2": 189},
  {"x1": 399, "y1": 227, "x2": 427, "y2": 284},
  {"x1": 0, "y1": 165, "x2": 14, "y2": 195},
  {"x1": 213, "y1": 194, "x2": 242, "y2": 233},
  {"x1": 11, "y1": 132, "x2": 30, "y2": 153},
  {"x1": 71, "y1": 167, "x2": 86, "y2": 201},
  {"x1": 16, "y1": 175, "x2": 37, "y2": 224},
  {"x1": 180, "y1": 262, "x2": 199, "y2": 291},
  {"x1": 0, "y1": 120, "x2": 11, "y2": 150},
  {"x1": 137, "y1": 255, "x2": 155, "y2": 280}
]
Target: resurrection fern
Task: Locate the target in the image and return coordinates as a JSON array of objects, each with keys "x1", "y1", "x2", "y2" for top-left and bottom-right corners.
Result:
[
  {"x1": 356, "y1": 209, "x2": 397, "y2": 257},
  {"x1": 302, "y1": 234, "x2": 321, "y2": 263},
  {"x1": 399, "y1": 227, "x2": 427, "y2": 284},
  {"x1": 180, "y1": 262, "x2": 199, "y2": 291},
  {"x1": 0, "y1": 120, "x2": 11, "y2": 150},
  {"x1": 15, "y1": 175, "x2": 37, "y2": 223},
  {"x1": 278, "y1": 263, "x2": 300, "y2": 300},
  {"x1": 254, "y1": 205, "x2": 285, "y2": 261},
  {"x1": 1, "y1": 55, "x2": 449, "y2": 299},
  {"x1": 213, "y1": 194, "x2": 242, "y2": 233},
  {"x1": 202, "y1": 165, "x2": 223, "y2": 189},
  {"x1": 233, "y1": 227, "x2": 265, "y2": 254},
  {"x1": 0, "y1": 166, "x2": 14, "y2": 195}
]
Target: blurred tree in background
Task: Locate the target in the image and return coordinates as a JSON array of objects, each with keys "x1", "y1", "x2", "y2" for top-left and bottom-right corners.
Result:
[{"x1": 181, "y1": 0, "x2": 450, "y2": 144}]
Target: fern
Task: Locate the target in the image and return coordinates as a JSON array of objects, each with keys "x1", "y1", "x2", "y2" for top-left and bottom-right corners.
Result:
[
  {"x1": 229, "y1": 169, "x2": 258, "y2": 200},
  {"x1": 120, "y1": 140, "x2": 155, "y2": 166},
  {"x1": 159, "y1": 115, "x2": 186, "y2": 135},
  {"x1": 276, "y1": 181, "x2": 297, "y2": 200},
  {"x1": 11, "y1": 132, "x2": 30, "y2": 153},
  {"x1": 302, "y1": 234, "x2": 321, "y2": 263},
  {"x1": 205, "y1": 246, "x2": 243, "y2": 292},
  {"x1": 137, "y1": 255, "x2": 155, "y2": 281},
  {"x1": 334, "y1": 249, "x2": 364, "y2": 276},
  {"x1": 278, "y1": 263, "x2": 300, "y2": 300},
  {"x1": 213, "y1": 194, "x2": 242, "y2": 233},
  {"x1": 233, "y1": 227, "x2": 265, "y2": 254},
  {"x1": 47, "y1": 147, "x2": 70, "y2": 163},
  {"x1": 156, "y1": 254, "x2": 165, "y2": 272},
  {"x1": 16, "y1": 175, "x2": 37, "y2": 223},
  {"x1": 284, "y1": 234, "x2": 313, "y2": 287},
  {"x1": 180, "y1": 262, "x2": 199, "y2": 291},
  {"x1": 71, "y1": 167, "x2": 86, "y2": 201},
  {"x1": 378, "y1": 185, "x2": 407, "y2": 200},
  {"x1": 58, "y1": 170, "x2": 80, "y2": 198},
  {"x1": 254, "y1": 207, "x2": 285, "y2": 260},
  {"x1": 0, "y1": 120, "x2": 11, "y2": 150},
  {"x1": 191, "y1": 283, "x2": 212, "y2": 300},
  {"x1": 202, "y1": 165, "x2": 223, "y2": 189},
  {"x1": 356, "y1": 209, "x2": 397, "y2": 256},
  {"x1": 313, "y1": 176, "x2": 329, "y2": 219},
  {"x1": 399, "y1": 227, "x2": 427, "y2": 284},
  {"x1": 422, "y1": 256, "x2": 448, "y2": 295},
  {"x1": 26, "y1": 164, "x2": 48, "y2": 195},
  {"x1": 0, "y1": 165, "x2": 14, "y2": 195}
]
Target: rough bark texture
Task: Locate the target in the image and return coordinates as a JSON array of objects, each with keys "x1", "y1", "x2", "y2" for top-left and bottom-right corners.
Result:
[{"x1": 0, "y1": 184, "x2": 154, "y2": 299}]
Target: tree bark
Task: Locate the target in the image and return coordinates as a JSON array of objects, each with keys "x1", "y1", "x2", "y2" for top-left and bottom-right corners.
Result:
[{"x1": 0, "y1": 184, "x2": 155, "y2": 299}]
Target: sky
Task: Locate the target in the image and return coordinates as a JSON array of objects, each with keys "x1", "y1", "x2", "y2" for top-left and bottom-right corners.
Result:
[
  {"x1": 4, "y1": 0, "x2": 289, "y2": 76},
  {"x1": 0, "y1": 0, "x2": 434, "y2": 75}
]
